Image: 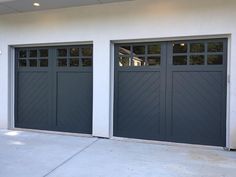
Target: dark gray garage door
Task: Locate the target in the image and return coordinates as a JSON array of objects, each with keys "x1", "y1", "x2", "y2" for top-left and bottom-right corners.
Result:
[
  {"x1": 15, "y1": 45, "x2": 93, "y2": 134},
  {"x1": 114, "y1": 39, "x2": 227, "y2": 146}
]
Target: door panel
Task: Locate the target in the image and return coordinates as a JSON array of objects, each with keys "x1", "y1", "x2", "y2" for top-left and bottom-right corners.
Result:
[
  {"x1": 167, "y1": 71, "x2": 225, "y2": 146},
  {"x1": 56, "y1": 72, "x2": 92, "y2": 133},
  {"x1": 114, "y1": 43, "x2": 166, "y2": 141},
  {"x1": 16, "y1": 72, "x2": 51, "y2": 130},
  {"x1": 166, "y1": 40, "x2": 227, "y2": 146},
  {"x1": 115, "y1": 71, "x2": 162, "y2": 140}
]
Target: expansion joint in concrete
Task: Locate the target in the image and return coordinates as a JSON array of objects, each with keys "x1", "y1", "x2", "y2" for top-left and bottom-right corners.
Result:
[{"x1": 43, "y1": 138, "x2": 99, "y2": 177}]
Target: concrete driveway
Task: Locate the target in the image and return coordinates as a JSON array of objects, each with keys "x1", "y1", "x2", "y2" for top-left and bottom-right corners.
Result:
[{"x1": 0, "y1": 130, "x2": 236, "y2": 177}]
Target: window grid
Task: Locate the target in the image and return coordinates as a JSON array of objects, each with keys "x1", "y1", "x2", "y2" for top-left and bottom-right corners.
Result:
[
  {"x1": 118, "y1": 43, "x2": 161, "y2": 67},
  {"x1": 18, "y1": 48, "x2": 49, "y2": 68},
  {"x1": 172, "y1": 40, "x2": 225, "y2": 66},
  {"x1": 57, "y1": 46, "x2": 93, "y2": 67}
]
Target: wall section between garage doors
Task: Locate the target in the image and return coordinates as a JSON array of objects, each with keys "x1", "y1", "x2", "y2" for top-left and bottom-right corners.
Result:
[
  {"x1": 114, "y1": 39, "x2": 227, "y2": 146},
  {"x1": 14, "y1": 45, "x2": 93, "y2": 134}
]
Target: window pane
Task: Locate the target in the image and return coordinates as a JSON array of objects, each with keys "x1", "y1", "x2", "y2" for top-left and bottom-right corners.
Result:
[
  {"x1": 19, "y1": 60, "x2": 27, "y2": 67},
  {"x1": 29, "y1": 59, "x2": 37, "y2": 67},
  {"x1": 148, "y1": 44, "x2": 161, "y2": 54},
  {"x1": 132, "y1": 56, "x2": 145, "y2": 66},
  {"x1": 119, "y1": 56, "x2": 130, "y2": 67},
  {"x1": 58, "y1": 59, "x2": 67, "y2": 67},
  {"x1": 189, "y1": 55, "x2": 204, "y2": 65},
  {"x1": 57, "y1": 49, "x2": 67, "y2": 57},
  {"x1": 190, "y1": 43, "x2": 205, "y2": 53},
  {"x1": 82, "y1": 47, "x2": 93, "y2": 57},
  {"x1": 147, "y1": 56, "x2": 160, "y2": 66},
  {"x1": 119, "y1": 46, "x2": 131, "y2": 55},
  {"x1": 19, "y1": 50, "x2": 27, "y2": 58},
  {"x1": 82, "y1": 58, "x2": 92, "y2": 67},
  {"x1": 208, "y1": 42, "x2": 223, "y2": 52},
  {"x1": 40, "y1": 59, "x2": 48, "y2": 67},
  {"x1": 133, "y1": 46, "x2": 145, "y2": 55},
  {"x1": 70, "y1": 48, "x2": 79, "y2": 57},
  {"x1": 39, "y1": 49, "x2": 48, "y2": 57},
  {"x1": 70, "y1": 58, "x2": 79, "y2": 67},
  {"x1": 173, "y1": 56, "x2": 187, "y2": 65},
  {"x1": 207, "y1": 55, "x2": 223, "y2": 65},
  {"x1": 173, "y1": 43, "x2": 187, "y2": 53},
  {"x1": 29, "y1": 50, "x2": 37, "y2": 58}
]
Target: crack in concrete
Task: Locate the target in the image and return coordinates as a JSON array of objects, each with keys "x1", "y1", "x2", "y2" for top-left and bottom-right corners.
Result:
[{"x1": 43, "y1": 138, "x2": 99, "y2": 177}]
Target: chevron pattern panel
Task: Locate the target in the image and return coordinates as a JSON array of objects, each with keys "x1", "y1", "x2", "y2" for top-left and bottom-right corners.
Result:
[
  {"x1": 17, "y1": 72, "x2": 50, "y2": 129},
  {"x1": 170, "y1": 71, "x2": 225, "y2": 145},
  {"x1": 56, "y1": 72, "x2": 93, "y2": 134},
  {"x1": 115, "y1": 71, "x2": 162, "y2": 140}
]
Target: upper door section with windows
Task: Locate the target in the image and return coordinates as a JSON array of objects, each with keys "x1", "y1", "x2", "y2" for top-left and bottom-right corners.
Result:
[
  {"x1": 172, "y1": 40, "x2": 226, "y2": 66},
  {"x1": 16, "y1": 45, "x2": 93, "y2": 70},
  {"x1": 17, "y1": 48, "x2": 49, "y2": 68},
  {"x1": 117, "y1": 43, "x2": 162, "y2": 68},
  {"x1": 56, "y1": 46, "x2": 93, "y2": 68}
]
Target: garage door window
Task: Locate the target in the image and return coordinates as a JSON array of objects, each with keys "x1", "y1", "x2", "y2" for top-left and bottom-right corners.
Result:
[
  {"x1": 82, "y1": 47, "x2": 93, "y2": 57},
  {"x1": 82, "y1": 58, "x2": 92, "y2": 67},
  {"x1": 173, "y1": 43, "x2": 187, "y2": 53},
  {"x1": 18, "y1": 49, "x2": 48, "y2": 67},
  {"x1": 19, "y1": 50, "x2": 27, "y2": 57},
  {"x1": 190, "y1": 43, "x2": 205, "y2": 53},
  {"x1": 208, "y1": 42, "x2": 223, "y2": 52},
  {"x1": 18, "y1": 50, "x2": 27, "y2": 67},
  {"x1": 148, "y1": 45, "x2": 161, "y2": 54},
  {"x1": 208, "y1": 55, "x2": 223, "y2": 65},
  {"x1": 173, "y1": 55, "x2": 187, "y2": 65},
  {"x1": 119, "y1": 56, "x2": 131, "y2": 67},
  {"x1": 19, "y1": 59, "x2": 27, "y2": 67},
  {"x1": 70, "y1": 48, "x2": 79, "y2": 56},
  {"x1": 57, "y1": 46, "x2": 93, "y2": 67},
  {"x1": 172, "y1": 41, "x2": 224, "y2": 66},
  {"x1": 147, "y1": 56, "x2": 161, "y2": 66},
  {"x1": 28, "y1": 49, "x2": 37, "y2": 67},
  {"x1": 189, "y1": 55, "x2": 204, "y2": 65},
  {"x1": 118, "y1": 44, "x2": 161, "y2": 67},
  {"x1": 133, "y1": 46, "x2": 145, "y2": 55}
]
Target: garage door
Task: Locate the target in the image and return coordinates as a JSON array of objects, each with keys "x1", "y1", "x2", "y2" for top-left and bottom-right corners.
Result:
[
  {"x1": 114, "y1": 39, "x2": 227, "y2": 146},
  {"x1": 15, "y1": 45, "x2": 93, "y2": 134}
]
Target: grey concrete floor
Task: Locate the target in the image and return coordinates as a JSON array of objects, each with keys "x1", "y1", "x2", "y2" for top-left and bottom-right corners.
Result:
[{"x1": 0, "y1": 130, "x2": 236, "y2": 177}]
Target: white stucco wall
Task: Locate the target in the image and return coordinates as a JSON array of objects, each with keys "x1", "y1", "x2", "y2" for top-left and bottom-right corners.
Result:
[{"x1": 0, "y1": 0, "x2": 235, "y2": 148}]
